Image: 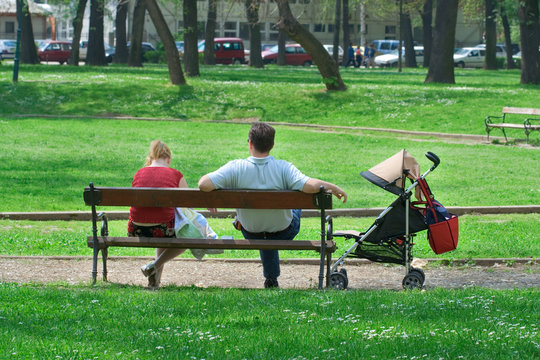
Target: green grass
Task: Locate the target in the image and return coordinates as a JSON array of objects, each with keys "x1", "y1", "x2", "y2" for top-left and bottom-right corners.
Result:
[
  {"x1": 1, "y1": 64, "x2": 539, "y2": 134},
  {"x1": 0, "y1": 119, "x2": 538, "y2": 211},
  {"x1": 1, "y1": 284, "x2": 538, "y2": 359},
  {"x1": 1, "y1": 214, "x2": 538, "y2": 259}
]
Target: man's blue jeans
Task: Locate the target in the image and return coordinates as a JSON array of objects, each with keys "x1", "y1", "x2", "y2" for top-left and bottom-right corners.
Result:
[{"x1": 241, "y1": 209, "x2": 301, "y2": 280}]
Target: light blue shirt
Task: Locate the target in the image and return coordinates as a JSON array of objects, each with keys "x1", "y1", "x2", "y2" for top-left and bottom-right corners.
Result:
[{"x1": 207, "y1": 156, "x2": 310, "y2": 232}]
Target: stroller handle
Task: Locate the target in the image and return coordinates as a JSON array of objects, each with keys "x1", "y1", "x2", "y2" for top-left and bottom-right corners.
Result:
[{"x1": 425, "y1": 152, "x2": 440, "y2": 170}]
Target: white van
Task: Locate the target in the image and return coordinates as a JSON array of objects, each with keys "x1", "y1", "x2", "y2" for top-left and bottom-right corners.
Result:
[
  {"x1": 453, "y1": 47, "x2": 485, "y2": 68},
  {"x1": 371, "y1": 40, "x2": 401, "y2": 55}
]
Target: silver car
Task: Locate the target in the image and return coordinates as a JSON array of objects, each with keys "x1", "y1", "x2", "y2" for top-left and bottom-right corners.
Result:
[{"x1": 0, "y1": 39, "x2": 17, "y2": 59}]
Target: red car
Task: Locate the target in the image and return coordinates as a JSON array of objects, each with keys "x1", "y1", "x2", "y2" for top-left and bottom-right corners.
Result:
[
  {"x1": 38, "y1": 41, "x2": 72, "y2": 64},
  {"x1": 262, "y1": 44, "x2": 312, "y2": 66}
]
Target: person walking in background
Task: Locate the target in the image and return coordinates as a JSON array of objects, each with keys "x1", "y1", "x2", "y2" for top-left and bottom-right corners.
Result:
[
  {"x1": 129, "y1": 140, "x2": 188, "y2": 289},
  {"x1": 198, "y1": 122, "x2": 347, "y2": 288},
  {"x1": 355, "y1": 45, "x2": 363, "y2": 68},
  {"x1": 367, "y1": 43, "x2": 376, "y2": 68},
  {"x1": 345, "y1": 43, "x2": 356, "y2": 67}
]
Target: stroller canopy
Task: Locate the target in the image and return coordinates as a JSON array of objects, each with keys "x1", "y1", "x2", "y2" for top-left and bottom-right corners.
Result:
[{"x1": 361, "y1": 149, "x2": 420, "y2": 195}]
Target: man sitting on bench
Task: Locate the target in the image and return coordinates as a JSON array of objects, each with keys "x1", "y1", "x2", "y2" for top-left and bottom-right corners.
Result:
[{"x1": 198, "y1": 122, "x2": 347, "y2": 288}]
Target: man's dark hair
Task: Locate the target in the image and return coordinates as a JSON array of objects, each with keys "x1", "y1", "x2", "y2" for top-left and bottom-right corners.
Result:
[{"x1": 249, "y1": 122, "x2": 275, "y2": 153}]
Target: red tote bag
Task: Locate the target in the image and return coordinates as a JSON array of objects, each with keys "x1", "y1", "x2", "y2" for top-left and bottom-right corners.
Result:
[{"x1": 428, "y1": 215, "x2": 459, "y2": 254}]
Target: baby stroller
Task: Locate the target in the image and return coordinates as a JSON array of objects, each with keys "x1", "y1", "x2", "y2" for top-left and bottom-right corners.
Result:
[{"x1": 329, "y1": 150, "x2": 458, "y2": 290}]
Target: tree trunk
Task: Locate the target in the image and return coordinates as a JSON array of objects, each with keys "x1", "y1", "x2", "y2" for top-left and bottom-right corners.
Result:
[
  {"x1": 420, "y1": 0, "x2": 433, "y2": 68},
  {"x1": 275, "y1": 0, "x2": 346, "y2": 91},
  {"x1": 114, "y1": 0, "x2": 129, "y2": 64},
  {"x1": 425, "y1": 0, "x2": 458, "y2": 84},
  {"x1": 500, "y1": 5, "x2": 515, "y2": 69},
  {"x1": 184, "y1": 0, "x2": 199, "y2": 77},
  {"x1": 129, "y1": 0, "x2": 146, "y2": 67},
  {"x1": 401, "y1": 12, "x2": 416, "y2": 68},
  {"x1": 144, "y1": 0, "x2": 186, "y2": 85},
  {"x1": 87, "y1": 0, "x2": 107, "y2": 66},
  {"x1": 246, "y1": 0, "x2": 263, "y2": 68},
  {"x1": 20, "y1": 0, "x2": 39, "y2": 64},
  {"x1": 277, "y1": 30, "x2": 286, "y2": 65},
  {"x1": 517, "y1": 0, "x2": 540, "y2": 84},
  {"x1": 332, "y1": 0, "x2": 341, "y2": 64},
  {"x1": 342, "y1": 0, "x2": 350, "y2": 65},
  {"x1": 484, "y1": 0, "x2": 497, "y2": 70},
  {"x1": 203, "y1": 0, "x2": 217, "y2": 65},
  {"x1": 68, "y1": 0, "x2": 88, "y2": 65}
]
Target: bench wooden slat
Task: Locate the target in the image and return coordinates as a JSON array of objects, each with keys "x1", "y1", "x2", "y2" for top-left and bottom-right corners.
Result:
[
  {"x1": 87, "y1": 236, "x2": 336, "y2": 252},
  {"x1": 84, "y1": 187, "x2": 330, "y2": 210},
  {"x1": 502, "y1": 107, "x2": 540, "y2": 116},
  {"x1": 486, "y1": 123, "x2": 529, "y2": 129}
]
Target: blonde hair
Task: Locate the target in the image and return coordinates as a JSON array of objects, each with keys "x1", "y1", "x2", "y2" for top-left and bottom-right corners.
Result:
[{"x1": 145, "y1": 140, "x2": 172, "y2": 166}]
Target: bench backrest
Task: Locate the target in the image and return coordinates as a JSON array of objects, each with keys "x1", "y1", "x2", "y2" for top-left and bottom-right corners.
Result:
[
  {"x1": 502, "y1": 107, "x2": 540, "y2": 116},
  {"x1": 83, "y1": 186, "x2": 333, "y2": 210}
]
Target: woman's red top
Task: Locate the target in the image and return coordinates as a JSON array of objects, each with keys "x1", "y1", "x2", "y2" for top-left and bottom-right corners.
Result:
[{"x1": 129, "y1": 166, "x2": 183, "y2": 224}]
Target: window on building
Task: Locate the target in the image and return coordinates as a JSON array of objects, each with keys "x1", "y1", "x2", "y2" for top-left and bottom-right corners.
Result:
[
  {"x1": 5, "y1": 22, "x2": 15, "y2": 34},
  {"x1": 314, "y1": 24, "x2": 325, "y2": 32},
  {"x1": 385, "y1": 25, "x2": 396, "y2": 35},
  {"x1": 224, "y1": 21, "x2": 237, "y2": 37},
  {"x1": 239, "y1": 22, "x2": 249, "y2": 39},
  {"x1": 328, "y1": 24, "x2": 334, "y2": 33},
  {"x1": 197, "y1": 21, "x2": 205, "y2": 38}
]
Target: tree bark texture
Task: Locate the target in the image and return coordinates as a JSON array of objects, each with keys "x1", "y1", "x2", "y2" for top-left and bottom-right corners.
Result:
[
  {"x1": 425, "y1": 0, "x2": 458, "y2": 84},
  {"x1": 517, "y1": 0, "x2": 540, "y2": 84},
  {"x1": 420, "y1": 0, "x2": 433, "y2": 68},
  {"x1": 500, "y1": 5, "x2": 515, "y2": 69},
  {"x1": 203, "y1": 0, "x2": 217, "y2": 65},
  {"x1": 342, "y1": 0, "x2": 350, "y2": 65},
  {"x1": 246, "y1": 0, "x2": 263, "y2": 68},
  {"x1": 129, "y1": 0, "x2": 146, "y2": 67},
  {"x1": 144, "y1": 0, "x2": 186, "y2": 85},
  {"x1": 68, "y1": 0, "x2": 88, "y2": 65},
  {"x1": 275, "y1": 0, "x2": 346, "y2": 90},
  {"x1": 20, "y1": 0, "x2": 39, "y2": 64},
  {"x1": 332, "y1": 0, "x2": 341, "y2": 64},
  {"x1": 114, "y1": 0, "x2": 129, "y2": 64},
  {"x1": 184, "y1": 0, "x2": 199, "y2": 76},
  {"x1": 87, "y1": 0, "x2": 107, "y2": 66},
  {"x1": 401, "y1": 12, "x2": 416, "y2": 68},
  {"x1": 484, "y1": 0, "x2": 497, "y2": 70},
  {"x1": 277, "y1": 29, "x2": 286, "y2": 65}
]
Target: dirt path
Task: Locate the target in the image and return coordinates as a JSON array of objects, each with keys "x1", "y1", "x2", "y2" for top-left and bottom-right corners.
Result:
[{"x1": 1, "y1": 257, "x2": 538, "y2": 290}]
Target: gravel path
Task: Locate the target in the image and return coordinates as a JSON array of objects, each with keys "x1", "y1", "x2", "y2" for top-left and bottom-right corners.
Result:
[{"x1": 1, "y1": 257, "x2": 538, "y2": 290}]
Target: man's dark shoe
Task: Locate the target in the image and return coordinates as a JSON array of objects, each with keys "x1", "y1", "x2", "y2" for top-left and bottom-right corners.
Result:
[{"x1": 264, "y1": 278, "x2": 279, "y2": 288}]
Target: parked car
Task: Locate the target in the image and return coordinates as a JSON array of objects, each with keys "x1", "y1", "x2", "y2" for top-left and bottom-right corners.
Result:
[
  {"x1": 374, "y1": 46, "x2": 424, "y2": 67},
  {"x1": 0, "y1": 39, "x2": 17, "y2": 59},
  {"x1": 323, "y1": 44, "x2": 344, "y2": 63},
  {"x1": 109, "y1": 42, "x2": 155, "y2": 62},
  {"x1": 79, "y1": 41, "x2": 115, "y2": 62},
  {"x1": 262, "y1": 43, "x2": 313, "y2": 66},
  {"x1": 474, "y1": 43, "x2": 506, "y2": 58},
  {"x1": 453, "y1": 47, "x2": 485, "y2": 68},
  {"x1": 197, "y1": 37, "x2": 245, "y2": 64},
  {"x1": 38, "y1": 41, "x2": 72, "y2": 64},
  {"x1": 175, "y1": 41, "x2": 184, "y2": 53}
]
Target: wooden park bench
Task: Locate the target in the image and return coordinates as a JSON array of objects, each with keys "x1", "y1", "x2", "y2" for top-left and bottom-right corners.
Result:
[
  {"x1": 83, "y1": 184, "x2": 336, "y2": 289},
  {"x1": 485, "y1": 107, "x2": 540, "y2": 144}
]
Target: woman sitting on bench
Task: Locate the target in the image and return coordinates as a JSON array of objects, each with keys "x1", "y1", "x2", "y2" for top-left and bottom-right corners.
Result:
[{"x1": 128, "y1": 140, "x2": 188, "y2": 289}]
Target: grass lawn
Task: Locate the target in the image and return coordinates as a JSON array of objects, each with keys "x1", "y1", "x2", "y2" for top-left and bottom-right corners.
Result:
[{"x1": 1, "y1": 284, "x2": 538, "y2": 359}]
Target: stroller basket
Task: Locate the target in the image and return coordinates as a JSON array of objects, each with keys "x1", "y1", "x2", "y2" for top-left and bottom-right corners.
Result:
[{"x1": 352, "y1": 237, "x2": 406, "y2": 265}]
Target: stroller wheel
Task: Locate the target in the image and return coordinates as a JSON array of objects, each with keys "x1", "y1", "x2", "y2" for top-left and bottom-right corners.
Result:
[
  {"x1": 402, "y1": 271, "x2": 424, "y2": 290},
  {"x1": 330, "y1": 271, "x2": 348, "y2": 290},
  {"x1": 410, "y1": 267, "x2": 425, "y2": 283}
]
